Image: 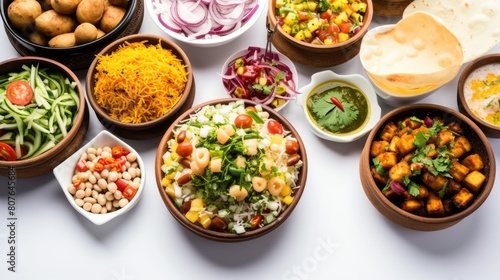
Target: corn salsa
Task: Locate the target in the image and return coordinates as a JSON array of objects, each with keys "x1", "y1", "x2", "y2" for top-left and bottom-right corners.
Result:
[
  {"x1": 463, "y1": 63, "x2": 500, "y2": 126},
  {"x1": 274, "y1": 0, "x2": 366, "y2": 44}
]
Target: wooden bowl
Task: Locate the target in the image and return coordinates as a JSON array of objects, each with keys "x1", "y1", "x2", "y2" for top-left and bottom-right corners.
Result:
[
  {"x1": 0, "y1": 56, "x2": 88, "y2": 178},
  {"x1": 359, "y1": 104, "x2": 495, "y2": 231},
  {"x1": 372, "y1": 0, "x2": 413, "y2": 17},
  {"x1": 1, "y1": 0, "x2": 144, "y2": 70},
  {"x1": 86, "y1": 34, "x2": 194, "y2": 140},
  {"x1": 155, "y1": 98, "x2": 308, "y2": 242},
  {"x1": 267, "y1": 0, "x2": 373, "y2": 67},
  {"x1": 457, "y1": 53, "x2": 500, "y2": 138}
]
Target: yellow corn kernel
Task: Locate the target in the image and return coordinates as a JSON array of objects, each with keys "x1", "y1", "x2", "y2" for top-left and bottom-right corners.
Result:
[
  {"x1": 282, "y1": 24, "x2": 292, "y2": 34},
  {"x1": 334, "y1": 11, "x2": 348, "y2": 26},
  {"x1": 338, "y1": 32, "x2": 350, "y2": 42},
  {"x1": 284, "y1": 13, "x2": 298, "y2": 26},
  {"x1": 306, "y1": 1, "x2": 317, "y2": 11},
  {"x1": 275, "y1": 0, "x2": 285, "y2": 8},
  {"x1": 282, "y1": 195, "x2": 294, "y2": 205},
  {"x1": 307, "y1": 17, "x2": 320, "y2": 32},
  {"x1": 190, "y1": 198, "x2": 204, "y2": 212},
  {"x1": 324, "y1": 38, "x2": 334, "y2": 45},
  {"x1": 259, "y1": 77, "x2": 267, "y2": 86},
  {"x1": 270, "y1": 134, "x2": 283, "y2": 145},
  {"x1": 185, "y1": 211, "x2": 199, "y2": 223},
  {"x1": 357, "y1": 2, "x2": 367, "y2": 12},
  {"x1": 199, "y1": 213, "x2": 212, "y2": 229},
  {"x1": 280, "y1": 184, "x2": 292, "y2": 196},
  {"x1": 294, "y1": 30, "x2": 305, "y2": 41},
  {"x1": 236, "y1": 66, "x2": 244, "y2": 76},
  {"x1": 164, "y1": 184, "x2": 175, "y2": 198}
]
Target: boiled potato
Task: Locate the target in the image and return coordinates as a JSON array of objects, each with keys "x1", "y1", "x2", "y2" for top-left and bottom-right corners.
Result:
[
  {"x1": 35, "y1": 9, "x2": 77, "y2": 37},
  {"x1": 28, "y1": 31, "x2": 48, "y2": 45},
  {"x1": 99, "y1": 5, "x2": 125, "y2": 33},
  {"x1": 74, "y1": 22, "x2": 98, "y2": 44},
  {"x1": 50, "y1": 0, "x2": 82, "y2": 14},
  {"x1": 96, "y1": 28, "x2": 106, "y2": 39},
  {"x1": 108, "y1": 0, "x2": 128, "y2": 8},
  {"x1": 76, "y1": 0, "x2": 105, "y2": 24},
  {"x1": 7, "y1": 0, "x2": 42, "y2": 30},
  {"x1": 48, "y1": 32, "x2": 76, "y2": 47}
]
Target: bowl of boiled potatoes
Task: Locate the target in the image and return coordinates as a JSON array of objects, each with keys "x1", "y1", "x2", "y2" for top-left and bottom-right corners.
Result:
[{"x1": 1, "y1": 0, "x2": 144, "y2": 70}]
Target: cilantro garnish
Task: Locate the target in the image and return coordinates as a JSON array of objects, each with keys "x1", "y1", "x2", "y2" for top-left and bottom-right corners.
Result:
[{"x1": 311, "y1": 89, "x2": 359, "y2": 133}]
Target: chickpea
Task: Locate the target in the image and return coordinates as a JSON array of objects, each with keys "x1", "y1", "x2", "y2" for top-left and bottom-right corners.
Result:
[{"x1": 126, "y1": 152, "x2": 137, "y2": 162}]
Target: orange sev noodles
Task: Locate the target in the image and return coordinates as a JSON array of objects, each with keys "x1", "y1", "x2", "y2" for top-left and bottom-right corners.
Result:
[{"x1": 93, "y1": 40, "x2": 189, "y2": 123}]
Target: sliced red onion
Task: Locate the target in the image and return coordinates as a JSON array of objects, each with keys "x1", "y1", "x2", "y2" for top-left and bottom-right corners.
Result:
[
  {"x1": 389, "y1": 180, "x2": 406, "y2": 195},
  {"x1": 152, "y1": 0, "x2": 259, "y2": 40},
  {"x1": 424, "y1": 115, "x2": 434, "y2": 127}
]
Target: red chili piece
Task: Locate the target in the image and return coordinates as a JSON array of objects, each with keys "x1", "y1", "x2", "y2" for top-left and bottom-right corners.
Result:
[{"x1": 330, "y1": 97, "x2": 345, "y2": 112}]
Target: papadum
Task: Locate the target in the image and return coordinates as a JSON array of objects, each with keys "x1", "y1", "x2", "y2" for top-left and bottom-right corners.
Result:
[
  {"x1": 359, "y1": 11, "x2": 463, "y2": 91},
  {"x1": 403, "y1": 0, "x2": 500, "y2": 63}
]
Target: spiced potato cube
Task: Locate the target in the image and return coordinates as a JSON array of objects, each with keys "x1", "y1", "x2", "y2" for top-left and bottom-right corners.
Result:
[
  {"x1": 370, "y1": 140, "x2": 389, "y2": 157},
  {"x1": 422, "y1": 171, "x2": 448, "y2": 192},
  {"x1": 380, "y1": 122, "x2": 398, "y2": 142},
  {"x1": 463, "y1": 170, "x2": 486, "y2": 193},
  {"x1": 461, "y1": 154, "x2": 484, "y2": 171},
  {"x1": 395, "y1": 133, "x2": 416, "y2": 155},
  {"x1": 449, "y1": 161, "x2": 470, "y2": 182},
  {"x1": 426, "y1": 192, "x2": 445, "y2": 217},
  {"x1": 453, "y1": 188, "x2": 474, "y2": 209}
]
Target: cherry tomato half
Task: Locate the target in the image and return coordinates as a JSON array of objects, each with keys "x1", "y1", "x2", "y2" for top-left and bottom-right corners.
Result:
[
  {"x1": 234, "y1": 114, "x2": 253, "y2": 129},
  {"x1": 0, "y1": 142, "x2": 17, "y2": 161},
  {"x1": 267, "y1": 120, "x2": 283, "y2": 134},
  {"x1": 285, "y1": 140, "x2": 299, "y2": 154},
  {"x1": 176, "y1": 142, "x2": 193, "y2": 158},
  {"x1": 6, "y1": 80, "x2": 34, "y2": 106}
]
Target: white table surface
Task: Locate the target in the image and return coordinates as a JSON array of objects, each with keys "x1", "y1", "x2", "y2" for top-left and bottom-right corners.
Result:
[{"x1": 1, "y1": 4, "x2": 500, "y2": 280}]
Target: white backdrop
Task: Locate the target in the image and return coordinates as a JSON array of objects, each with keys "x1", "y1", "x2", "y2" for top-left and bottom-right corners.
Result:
[{"x1": 1, "y1": 2, "x2": 500, "y2": 280}]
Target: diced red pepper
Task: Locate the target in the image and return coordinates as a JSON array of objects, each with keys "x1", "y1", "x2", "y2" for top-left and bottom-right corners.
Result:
[
  {"x1": 250, "y1": 215, "x2": 263, "y2": 230},
  {"x1": 94, "y1": 162, "x2": 105, "y2": 172},
  {"x1": 116, "y1": 179, "x2": 129, "y2": 192},
  {"x1": 111, "y1": 146, "x2": 123, "y2": 158},
  {"x1": 122, "y1": 185, "x2": 138, "y2": 200},
  {"x1": 73, "y1": 179, "x2": 82, "y2": 188},
  {"x1": 76, "y1": 160, "x2": 88, "y2": 172}
]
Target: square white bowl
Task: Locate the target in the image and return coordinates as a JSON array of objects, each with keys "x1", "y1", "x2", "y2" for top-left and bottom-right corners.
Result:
[{"x1": 53, "y1": 130, "x2": 146, "y2": 225}]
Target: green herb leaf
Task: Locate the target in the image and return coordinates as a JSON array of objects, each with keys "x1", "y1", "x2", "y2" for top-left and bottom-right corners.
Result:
[{"x1": 311, "y1": 89, "x2": 359, "y2": 132}]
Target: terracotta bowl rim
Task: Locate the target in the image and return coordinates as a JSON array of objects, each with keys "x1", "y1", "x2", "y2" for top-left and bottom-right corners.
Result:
[
  {"x1": 360, "y1": 103, "x2": 496, "y2": 226},
  {"x1": 85, "y1": 33, "x2": 193, "y2": 130},
  {"x1": 0, "y1": 56, "x2": 86, "y2": 168},
  {"x1": 154, "y1": 98, "x2": 308, "y2": 242}
]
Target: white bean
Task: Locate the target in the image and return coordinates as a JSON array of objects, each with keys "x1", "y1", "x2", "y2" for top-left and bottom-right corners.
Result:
[
  {"x1": 118, "y1": 198, "x2": 129, "y2": 208},
  {"x1": 84, "y1": 187, "x2": 92, "y2": 197},
  {"x1": 107, "y1": 182, "x2": 117, "y2": 193},
  {"x1": 75, "y1": 189, "x2": 85, "y2": 199},
  {"x1": 128, "y1": 167, "x2": 136, "y2": 178},
  {"x1": 100, "y1": 169, "x2": 109, "y2": 179},
  {"x1": 93, "y1": 185, "x2": 102, "y2": 193},
  {"x1": 126, "y1": 152, "x2": 137, "y2": 162},
  {"x1": 92, "y1": 190, "x2": 99, "y2": 199},
  {"x1": 101, "y1": 151, "x2": 111, "y2": 158},
  {"x1": 114, "y1": 190, "x2": 122, "y2": 200},
  {"x1": 112, "y1": 200, "x2": 120, "y2": 208},
  {"x1": 83, "y1": 202, "x2": 92, "y2": 212},
  {"x1": 100, "y1": 207, "x2": 107, "y2": 214},
  {"x1": 91, "y1": 203, "x2": 102, "y2": 214},
  {"x1": 67, "y1": 185, "x2": 77, "y2": 195},
  {"x1": 108, "y1": 171, "x2": 118, "y2": 182},
  {"x1": 87, "y1": 147, "x2": 97, "y2": 155},
  {"x1": 105, "y1": 192, "x2": 114, "y2": 201},
  {"x1": 75, "y1": 198, "x2": 84, "y2": 207},
  {"x1": 88, "y1": 174, "x2": 97, "y2": 184},
  {"x1": 97, "y1": 178, "x2": 107, "y2": 189},
  {"x1": 97, "y1": 194, "x2": 106, "y2": 205},
  {"x1": 122, "y1": 171, "x2": 131, "y2": 181},
  {"x1": 106, "y1": 201, "x2": 112, "y2": 211},
  {"x1": 83, "y1": 197, "x2": 97, "y2": 204}
]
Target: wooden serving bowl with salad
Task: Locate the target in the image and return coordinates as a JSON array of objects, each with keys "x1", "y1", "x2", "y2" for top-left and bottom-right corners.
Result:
[
  {"x1": 359, "y1": 104, "x2": 495, "y2": 231},
  {"x1": 155, "y1": 98, "x2": 308, "y2": 242},
  {"x1": 86, "y1": 34, "x2": 194, "y2": 140},
  {"x1": 267, "y1": 0, "x2": 373, "y2": 67},
  {"x1": 0, "y1": 56, "x2": 88, "y2": 178}
]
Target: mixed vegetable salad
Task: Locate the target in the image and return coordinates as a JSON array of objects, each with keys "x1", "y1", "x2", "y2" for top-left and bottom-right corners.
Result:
[
  {"x1": 0, "y1": 64, "x2": 80, "y2": 161},
  {"x1": 275, "y1": 0, "x2": 367, "y2": 44},
  {"x1": 221, "y1": 46, "x2": 299, "y2": 109},
  {"x1": 160, "y1": 100, "x2": 303, "y2": 234}
]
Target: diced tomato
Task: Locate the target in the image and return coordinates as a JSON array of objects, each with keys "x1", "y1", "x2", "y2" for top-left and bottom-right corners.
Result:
[
  {"x1": 320, "y1": 10, "x2": 332, "y2": 20},
  {"x1": 327, "y1": 23, "x2": 340, "y2": 34},
  {"x1": 298, "y1": 11, "x2": 310, "y2": 21},
  {"x1": 122, "y1": 185, "x2": 138, "y2": 200},
  {"x1": 0, "y1": 142, "x2": 17, "y2": 161},
  {"x1": 241, "y1": 66, "x2": 259, "y2": 83},
  {"x1": 6, "y1": 80, "x2": 34, "y2": 106},
  {"x1": 340, "y1": 21, "x2": 351, "y2": 34},
  {"x1": 76, "y1": 160, "x2": 88, "y2": 172}
]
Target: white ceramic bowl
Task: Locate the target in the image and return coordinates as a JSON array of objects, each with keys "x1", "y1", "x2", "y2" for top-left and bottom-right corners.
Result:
[
  {"x1": 146, "y1": 0, "x2": 265, "y2": 47},
  {"x1": 296, "y1": 70, "x2": 381, "y2": 143},
  {"x1": 220, "y1": 47, "x2": 298, "y2": 111},
  {"x1": 53, "y1": 131, "x2": 145, "y2": 225},
  {"x1": 360, "y1": 24, "x2": 442, "y2": 107}
]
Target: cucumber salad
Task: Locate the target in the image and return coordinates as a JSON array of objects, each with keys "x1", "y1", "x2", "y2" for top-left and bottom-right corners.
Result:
[
  {"x1": 160, "y1": 100, "x2": 303, "y2": 234},
  {"x1": 0, "y1": 64, "x2": 80, "y2": 161}
]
